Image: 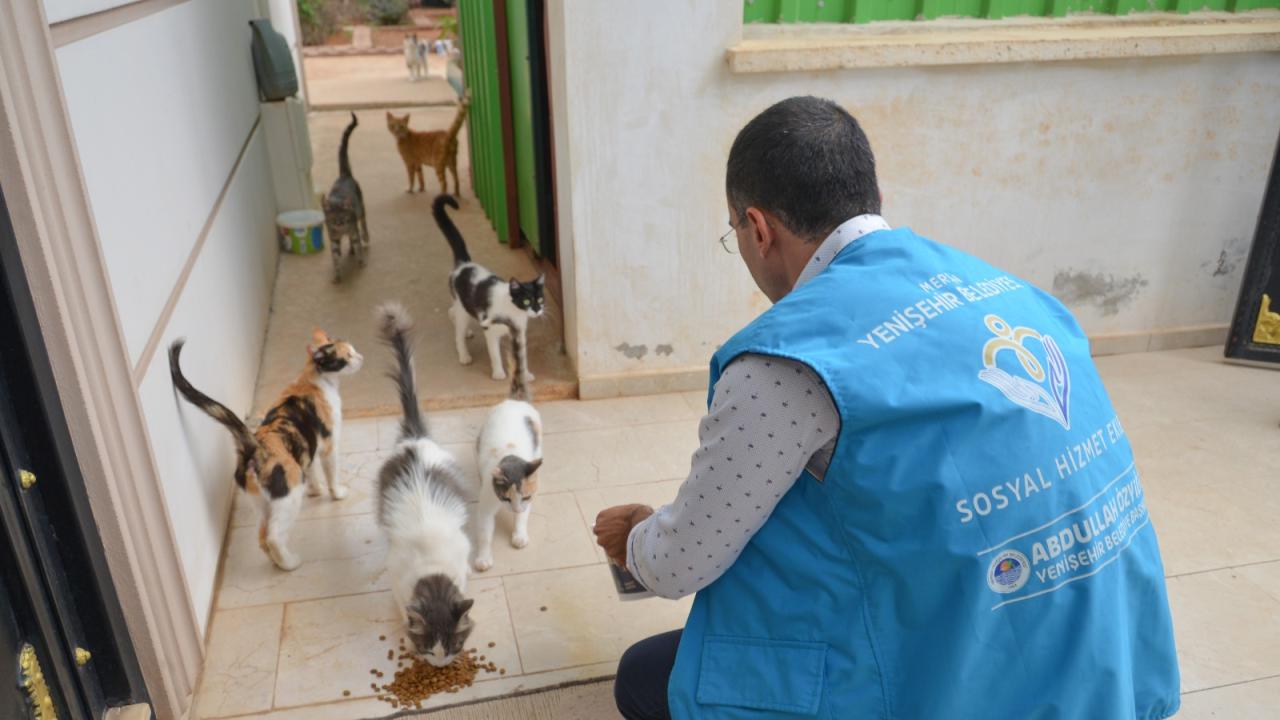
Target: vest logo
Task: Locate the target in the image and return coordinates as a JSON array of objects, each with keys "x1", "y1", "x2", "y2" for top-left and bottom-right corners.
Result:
[
  {"x1": 987, "y1": 549, "x2": 1031, "y2": 594},
  {"x1": 977, "y1": 314, "x2": 1071, "y2": 430}
]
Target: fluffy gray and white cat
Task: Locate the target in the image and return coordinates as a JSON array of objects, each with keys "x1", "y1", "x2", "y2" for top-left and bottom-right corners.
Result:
[
  {"x1": 471, "y1": 325, "x2": 543, "y2": 571},
  {"x1": 432, "y1": 194, "x2": 545, "y2": 382},
  {"x1": 375, "y1": 302, "x2": 474, "y2": 667},
  {"x1": 321, "y1": 113, "x2": 369, "y2": 283}
]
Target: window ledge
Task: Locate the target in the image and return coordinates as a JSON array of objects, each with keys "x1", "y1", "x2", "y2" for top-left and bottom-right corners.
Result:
[{"x1": 726, "y1": 11, "x2": 1280, "y2": 72}]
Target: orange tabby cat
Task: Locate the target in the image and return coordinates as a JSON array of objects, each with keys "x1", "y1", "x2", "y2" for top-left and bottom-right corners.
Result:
[{"x1": 386, "y1": 95, "x2": 470, "y2": 195}]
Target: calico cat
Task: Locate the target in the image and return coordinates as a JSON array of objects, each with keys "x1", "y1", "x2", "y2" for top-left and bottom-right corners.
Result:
[
  {"x1": 471, "y1": 326, "x2": 543, "y2": 572},
  {"x1": 168, "y1": 331, "x2": 362, "y2": 571},
  {"x1": 432, "y1": 194, "x2": 545, "y2": 382},
  {"x1": 386, "y1": 95, "x2": 469, "y2": 196},
  {"x1": 321, "y1": 112, "x2": 369, "y2": 283},
  {"x1": 375, "y1": 302, "x2": 475, "y2": 666}
]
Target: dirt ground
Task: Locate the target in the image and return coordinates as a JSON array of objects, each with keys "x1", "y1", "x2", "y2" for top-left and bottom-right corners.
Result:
[{"x1": 303, "y1": 54, "x2": 455, "y2": 110}]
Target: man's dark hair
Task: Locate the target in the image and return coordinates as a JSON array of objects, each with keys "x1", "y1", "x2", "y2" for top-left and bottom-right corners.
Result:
[{"x1": 726, "y1": 96, "x2": 880, "y2": 243}]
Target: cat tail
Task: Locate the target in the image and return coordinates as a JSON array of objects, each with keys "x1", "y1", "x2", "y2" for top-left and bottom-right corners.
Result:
[
  {"x1": 168, "y1": 339, "x2": 259, "y2": 459},
  {"x1": 431, "y1": 194, "x2": 470, "y2": 266},
  {"x1": 445, "y1": 95, "x2": 470, "y2": 146},
  {"x1": 376, "y1": 302, "x2": 429, "y2": 440},
  {"x1": 496, "y1": 318, "x2": 531, "y2": 403},
  {"x1": 337, "y1": 112, "x2": 358, "y2": 178}
]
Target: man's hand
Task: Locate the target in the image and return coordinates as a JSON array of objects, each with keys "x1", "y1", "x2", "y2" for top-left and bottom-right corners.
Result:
[{"x1": 593, "y1": 504, "x2": 654, "y2": 567}]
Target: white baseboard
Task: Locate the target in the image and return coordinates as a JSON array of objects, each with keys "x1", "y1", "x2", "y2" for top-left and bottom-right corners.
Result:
[
  {"x1": 577, "y1": 367, "x2": 709, "y2": 400},
  {"x1": 1089, "y1": 324, "x2": 1228, "y2": 356}
]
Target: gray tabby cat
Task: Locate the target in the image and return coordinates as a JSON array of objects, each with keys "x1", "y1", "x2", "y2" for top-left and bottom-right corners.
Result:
[
  {"x1": 432, "y1": 194, "x2": 545, "y2": 381},
  {"x1": 321, "y1": 112, "x2": 369, "y2": 283}
]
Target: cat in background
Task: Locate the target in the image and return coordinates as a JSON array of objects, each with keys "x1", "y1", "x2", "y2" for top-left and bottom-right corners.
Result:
[
  {"x1": 375, "y1": 302, "x2": 475, "y2": 667},
  {"x1": 168, "y1": 331, "x2": 362, "y2": 571},
  {"x1": 471, "y1": 326, "x2": 543, "y2": 572},
  {"x1": 432, "y1": 194, "x2": 544, "y2": 382},
  {"x1": 321, "y1": 113, "x2": 369, "y2": 283},
  {"x1": 403, "y1": 33, "x2": 428, "y2": 81},
  {"x1": 386, "y1": 95, "x2": 469, "y2": 196}
]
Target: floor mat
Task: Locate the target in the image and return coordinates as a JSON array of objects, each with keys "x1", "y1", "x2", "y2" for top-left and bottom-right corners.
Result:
[{"x1": 397, "y1": 679, "x2": 619, "y2": 719}]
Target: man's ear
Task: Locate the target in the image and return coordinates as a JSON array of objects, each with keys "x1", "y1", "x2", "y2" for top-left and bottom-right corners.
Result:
[{"x1": 744, "y1": 206, "x2": 775, "y2": 258}]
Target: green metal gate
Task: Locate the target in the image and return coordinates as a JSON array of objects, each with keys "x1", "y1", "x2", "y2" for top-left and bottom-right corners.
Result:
[
  {"x1": 457, "y1": 0, "x2": 511, "y2": 243},
  {"x1": 457, "y1": 0, "x2": 552, "y2": 259},
  {"x1": 743, "y1": 0, "x2": 1280, "y2": 23},
  {"x1": 505, "y1": 0, "x2": 543, "y2": 257}
]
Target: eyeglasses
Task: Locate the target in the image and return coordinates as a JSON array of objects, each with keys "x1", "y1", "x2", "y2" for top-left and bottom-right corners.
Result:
[{"x1": 718, "y1": 218, "x2": 745, "y2": 255}]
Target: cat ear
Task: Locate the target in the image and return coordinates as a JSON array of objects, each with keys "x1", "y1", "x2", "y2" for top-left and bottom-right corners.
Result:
[
  {"x1": 406, "y1": 608, "x2": 426, "y2": 632},
  {"x1": 453, "y1": 598, "x2": 474, "y2": 618},
  {"x1": 385, "y1": 111, "x2": 393, "y2": 120},
  {"x1": 311, "y1": 328, "x2": 331, "y2": 347},
  {"x1": 525, "y1": 458, "x2": 543, "y2": 474},
  {"x1": 508, "y1": 278, "x2": 521, "y2": 293},
  {"x1": 535, "y1": 273, "x2": 546, "y2": 287}
]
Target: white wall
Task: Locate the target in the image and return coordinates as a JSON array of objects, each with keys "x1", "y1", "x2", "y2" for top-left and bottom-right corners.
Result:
[
  {"x1": 549, "y1": 2, "x2": 1280, "y2": 387},
  {"x1": 43, "y1": 0, "x2": 134, "y2": 24},
  {"x1": 136, "y1": 129, "x2": 277, "y2": 633},
  {"x1": 54, "y1": 0, "x2": 277, "y2": 633},
  {"x1": 56, "y1": 0, "x2": 262, "y2": 366}
]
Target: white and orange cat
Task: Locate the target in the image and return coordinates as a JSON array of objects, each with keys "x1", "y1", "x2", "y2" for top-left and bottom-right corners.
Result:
[
  {"x1": 471, "y1": 328, "x2": 543, "y2": 571},
  {"x1": 168, "y1": 331, "x2": 362, "y2": 571}
]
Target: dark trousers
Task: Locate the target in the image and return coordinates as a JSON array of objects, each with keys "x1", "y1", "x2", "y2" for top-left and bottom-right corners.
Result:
[{"x1": 614, "y1": 629, "x2": 682, "y2": 720}]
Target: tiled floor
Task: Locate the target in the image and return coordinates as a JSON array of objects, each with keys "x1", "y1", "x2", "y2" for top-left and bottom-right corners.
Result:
[
  {"x1": 192, "y1": 391, "x2": 704, "y2": 720},
  {"x1": 192, "y1": 347, "x2": 1280, "y2": 719}
]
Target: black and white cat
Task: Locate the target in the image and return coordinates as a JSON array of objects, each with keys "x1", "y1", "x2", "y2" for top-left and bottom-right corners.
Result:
[
  {"x1": 432, "y1": 194, "x2": 544, "y2": 382},
  {"x1": 375, "y1": 302, "x2": 474, "y2": 667},
  {"x1": 321, "y1": 112, "x2": 368, "y2": 283}
]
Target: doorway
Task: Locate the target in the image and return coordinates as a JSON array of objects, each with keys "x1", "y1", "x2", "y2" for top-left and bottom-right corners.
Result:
[
  {"x1": 0, "y1": 187, "x2": 149, "y2": 719},
  {"x1": 253, "y1": 0, "x2": 573, "y2": 417}
]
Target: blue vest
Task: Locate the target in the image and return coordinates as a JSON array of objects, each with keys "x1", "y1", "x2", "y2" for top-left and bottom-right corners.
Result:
[{"x1": 667, "y1": 228, "x2": 1180, "y2": 719}]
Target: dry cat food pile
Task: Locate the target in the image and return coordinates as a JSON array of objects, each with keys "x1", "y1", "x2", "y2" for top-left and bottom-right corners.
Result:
[{"x1": 360, "y1": 636, "x2": 504, "y2": 710}]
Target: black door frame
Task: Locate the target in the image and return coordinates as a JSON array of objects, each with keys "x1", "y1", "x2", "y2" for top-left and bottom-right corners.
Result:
[
  {"x1": 1225, "y1": 128, "x2": 1280, "y2": 364},
  {"x1": 526, "y1": 0, "x2": 556, "y2": 269},
  {"x1": 0, "y1": 184, "x2": 149, "y2": 717}
]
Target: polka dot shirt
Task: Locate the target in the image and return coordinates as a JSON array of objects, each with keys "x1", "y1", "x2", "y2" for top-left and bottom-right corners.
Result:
[{"x1": 625, "y1": 215, "x2": 890, "y2": 599}]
